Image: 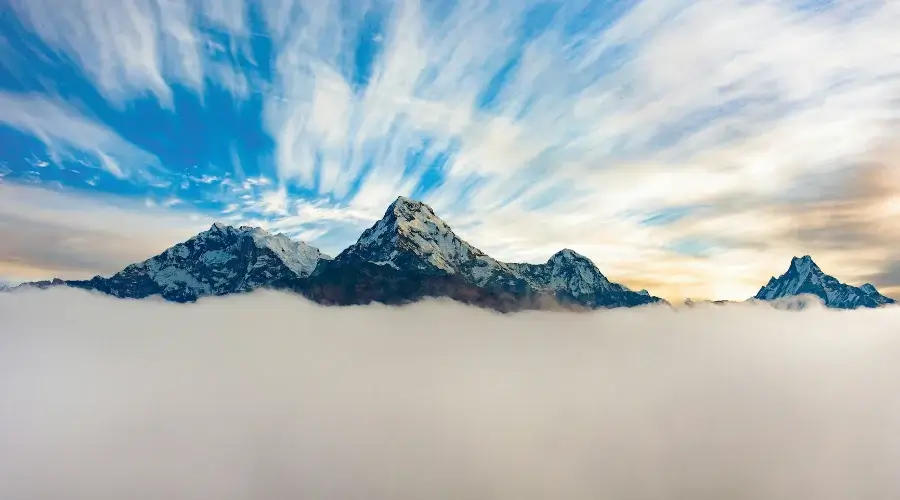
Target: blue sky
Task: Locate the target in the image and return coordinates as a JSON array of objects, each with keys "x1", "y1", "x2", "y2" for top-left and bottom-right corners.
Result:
[{"x1": 1, "y1": 0, "x2": 900, "y2": 300}]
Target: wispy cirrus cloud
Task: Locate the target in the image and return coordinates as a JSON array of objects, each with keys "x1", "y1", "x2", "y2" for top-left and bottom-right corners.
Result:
[
  {"x1": 9, "y1": 0, "x2": 204, "y2": 107},
  {"x1": 0, "y1": 92, "x2": 160, "y2": 179},
  {"x1": 1, "y1": 0, "x2": 900, "y2": 300}
]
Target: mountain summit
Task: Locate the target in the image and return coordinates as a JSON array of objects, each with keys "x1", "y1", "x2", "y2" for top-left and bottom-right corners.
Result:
[
  {"x1": 332, "y1": 196, "x2": 505, "y2": 281},
  {"x1": 66, "y1": 224, "x2": 330, "y2": 302},
  {"x1": 753, "y1": 255, "x2": 894, "y2": 309},
  {"x1": 508, "y1": 249, "x2": 657, "y2": 308}
]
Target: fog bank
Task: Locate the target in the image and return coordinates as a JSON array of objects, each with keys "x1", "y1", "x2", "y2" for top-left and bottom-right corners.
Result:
[{"x1": 2, "y1": 289, "x2": 900, "y2": 500}]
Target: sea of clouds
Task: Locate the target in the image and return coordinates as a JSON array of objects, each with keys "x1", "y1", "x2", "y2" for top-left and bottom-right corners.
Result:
[{"x1": 2, "y1": 288, "x2": 900, "y2": 500}]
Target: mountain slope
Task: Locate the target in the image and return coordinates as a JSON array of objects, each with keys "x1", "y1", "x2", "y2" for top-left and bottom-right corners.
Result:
[
  {"x1": 753, "y1": 255, "x2": 895, "y2": 309},
  {"x1": 509, "y1": 249, "x2": 664, "y2": 308},
  {"x1": 301, "y1": 197, "x2": 547, "y2": 309},
  {"x1": 327, "y1": 196, "x2": 519, "y2": 284},
  {"x1": 9, "y1": 197, "x2": 664, "y2": 310},
  {"x1": 66, "y1": 224, "x2": 330, "y2": 302},
  {"x1": 302, "y1": 197, "x2": 662, "y2": 310}
]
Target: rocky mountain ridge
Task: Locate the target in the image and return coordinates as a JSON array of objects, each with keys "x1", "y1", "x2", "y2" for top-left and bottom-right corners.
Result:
[
  {"x1": 8, "y1": 198, "x2": 896, "y2": 311},
  {"x1": 11, "y1": 197, "x2": 663, "y2": 311}
]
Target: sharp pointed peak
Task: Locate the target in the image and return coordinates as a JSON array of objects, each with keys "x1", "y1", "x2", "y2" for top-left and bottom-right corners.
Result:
[
  {"x1": 386, "y1": 196, "x2": 438, "y2": 218},
  {"x1": 347, "y1": 196, "x2": 459, "y2": 259},
  {"x1": 389, "y1": 195, "x2": 423, "y2": 208},
  {"x1": 788, "y1": 254, "x2": 820, "y2": 273},
  {"x1": 373, "y1": 196, "x2": 449, "y2": 233},
  {"x1": 392, "y1": 195, "x2": 418, "y2": 205}
]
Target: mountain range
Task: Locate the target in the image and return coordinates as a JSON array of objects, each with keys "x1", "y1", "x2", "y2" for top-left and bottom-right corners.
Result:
[{"x1": 7, "y1": 196, "x2": 895, "y2": 311}]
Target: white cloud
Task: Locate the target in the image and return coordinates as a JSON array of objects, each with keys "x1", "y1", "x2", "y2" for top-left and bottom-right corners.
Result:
[
  {"x1": 0, "y1": 92, "x2": 160, "y2": 179},
  {"x1": 10, "y1": 0, "x2": 203, "y2": 107},
  {"x1": 2, "y1": 289, "x2": 900, "y2": 499}
]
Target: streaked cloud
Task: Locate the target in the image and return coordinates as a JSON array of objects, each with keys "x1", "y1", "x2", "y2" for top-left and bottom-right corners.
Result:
[{"x1": 0, "y1": 92, "x2": 160, "y2": 179}]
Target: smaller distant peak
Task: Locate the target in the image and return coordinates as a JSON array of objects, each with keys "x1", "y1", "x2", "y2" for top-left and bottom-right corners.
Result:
[
  {"x1": 637, "y1": 289, "x2": 650, "y2": 296},
  {"x1": 860, "y1": 283, "x2": 878, "y2": 294}
]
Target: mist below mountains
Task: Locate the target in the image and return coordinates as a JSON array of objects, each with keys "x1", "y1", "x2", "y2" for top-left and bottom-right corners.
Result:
[{"x1": 3, "y1": 288, "x2": 900, "y2": 500}]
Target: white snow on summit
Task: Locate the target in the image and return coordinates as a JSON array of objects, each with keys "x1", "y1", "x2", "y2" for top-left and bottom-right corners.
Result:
[
  {"x1": 106, "y1": 224, "x2": 331, "y2": 298},
  {"x1": 347, "y1": 196, "x2": 509, "y2": 283},
  {"x1": 510, "y1": 248, "x2": 630, "y2": 297},
  {"x1": 759, "y1": 256, "x2": 820, "y2": 300},
  {"x1": 544, "y1": 249, "x2": 612, "y2": 294}
]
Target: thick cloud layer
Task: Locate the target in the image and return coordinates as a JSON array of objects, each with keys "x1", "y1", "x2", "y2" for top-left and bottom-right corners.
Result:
[{"x1": 2, "y1": 289, "x2": 900, "y2": 500}]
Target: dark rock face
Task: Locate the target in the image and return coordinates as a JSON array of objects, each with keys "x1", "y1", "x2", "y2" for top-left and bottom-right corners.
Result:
[
  {"x1": 753, "y1": 255, "x2": 895, "y2": 309},
  {"x1": 288, "y1": 262, "x2": 552, "y2": 313}
]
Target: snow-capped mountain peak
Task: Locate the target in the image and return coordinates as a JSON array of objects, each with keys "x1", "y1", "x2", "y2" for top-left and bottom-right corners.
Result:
[
  {"x1": 199, "y1": 223, "x2": 331, "y2": 277},
  {"x1": 380, "y1": 196, "x2": 459, "y2": 247},
  {"x1": 389, "y1": 195, "x2": 439, "y2": 220},
  {"x1": 860, "y1": 283, "x2": 879, "y2": 295},
  {"x1": 543, "y1": 249, "x2": 610, "y2": 291},
  {"x1": 753, "y1": 255, "x2": 895, "y2": 309},
  {"x1": 340, "y1": 196, "x2": 495, "y2": 277},
  {"x1": 788, "y1": 254, "x2": 820, "y2": 278},
  {"x1": 62, "y1": 223, "x2": 330, "y2": 302},
  {"x1": 506, "y1": 248, "x2": 662, "y2": 307}
]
